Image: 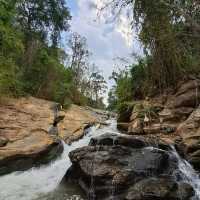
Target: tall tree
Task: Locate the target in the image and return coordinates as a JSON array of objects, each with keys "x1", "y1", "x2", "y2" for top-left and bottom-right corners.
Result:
[
  {"x1": 90, "y1": 69, "x2": 107, "y2": 106},
  {"x1": 101, "y1": 0, "x2": 200, "y2": 92},
  {"x1": 68, "y1": 32, "x2": 90, "y2": 88},
  {"x1": 16, "y1": 0, "x2": 71, "y2": 46},
  {"x1": 0, "y1": 0, "x2": 23, "y2": 96}
]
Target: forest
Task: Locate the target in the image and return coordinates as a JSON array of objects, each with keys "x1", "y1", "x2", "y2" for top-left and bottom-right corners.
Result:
[
  {"x1": 1, "y1": 0, "x2": 200, "y2": 111},
  {"x1": 1, "y1": 1, "x2": 200, "y2": 200},
  {"x1": 0, "y1": 0, "x2": 107, "y2": 109},
  {"x1": 107, "y1": 0, "x2": 200, "y2": 112}
]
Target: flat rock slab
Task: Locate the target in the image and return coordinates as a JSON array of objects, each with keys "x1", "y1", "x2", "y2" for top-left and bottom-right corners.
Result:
[
  {"x1": 58, "y1": 105, "x2": 108, "y2": 144},
  {"x1": 0, "y1": 97, "x2": 108, "y2": 175},
  {"x1": 0, "y1": 97, "x2": 62, "y2": 175}
]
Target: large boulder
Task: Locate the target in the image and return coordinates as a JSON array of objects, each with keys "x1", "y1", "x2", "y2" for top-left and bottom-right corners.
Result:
[
  {"x1": 65, "y1": 134, "x2": 194, "y2": 200},
  {"x1": 58, "y1": 104, "x2": 108, "y2": 144},
  {"x1": 126, "y1": 178, "x2": 194, "y2": 200},
  {"x1": 173, "y1": 90, "x2": 200, "y2": 108},
  {"x1": 177, "y1": 106, "x2": 200, "y2": 170},
  {"x1": 0, "y1": 97, "x2": 64, "y2": 175},
  {"x1": 167, "y1": 80, "x2": 200, "y2": 109},
  {"x1": 0, "y1": 97, "x2": 109, "y2": 175},
  {"x1": 0, "y1": 139, "x2": 63, "y2": 175}
]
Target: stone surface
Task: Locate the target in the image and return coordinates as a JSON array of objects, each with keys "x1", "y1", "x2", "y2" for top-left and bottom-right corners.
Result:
[
  {"x1": 117, "y1": 122, "x2": 129, "y2": 132},
  {"x1": 0, "y1": 97, "x2": 63, "y2": 175},
  {"x1": 118, "y1": 79, "x2": 200, "y2": 172},
  {"x1": 65, "y1": 134, "x2": 194, "y2": 200},
  {"x1": 128, "y1": 119, "x2": 143, "y2": 134},
  {"x1": 58, "y1": 105, "x2": 108, "y2": 144},
  {"x1": 177, "y1": 106, "x2": 200, "y2": 170},
  {"x1": 0, "y1": 97, "x2": 107, "y2": 175},
  {"x1": 126, "y1": 178, "x2": 194, "y2": 200}
]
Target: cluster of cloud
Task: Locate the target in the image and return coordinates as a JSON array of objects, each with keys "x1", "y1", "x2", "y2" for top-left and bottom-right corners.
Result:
[{"x1": 67, "y1": 0, "x2": 142, "y2": 103}]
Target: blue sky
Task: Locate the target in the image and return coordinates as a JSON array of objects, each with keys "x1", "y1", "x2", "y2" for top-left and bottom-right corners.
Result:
[{"x1": 66, "y1": 0, "x2": 143, "y2": 102}]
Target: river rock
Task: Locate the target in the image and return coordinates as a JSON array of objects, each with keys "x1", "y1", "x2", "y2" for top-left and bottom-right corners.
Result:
[
  {"x1": 177, "y1": 106, "x2": 200, "y2": 170},
  {"x1": 0, "y1": 97, "x2": 109, "y2": 175},
  {"x1": 65, "y1": 134, "x2": 194, "y2": 200},
  {"x1": 58, "y1": 104, "x2": 109, "y2": 144},
  {"x1": 118, "y1": 80, "x2": 200, "y2": 173},
  {"x1": 128, "y1": 119, "x2": 144, "y2": 134},
  {"x1": 0, "y1": 97, "x2": 64, "y2": 175},
  {"x1": 126, "y1": 178, "x2": 194, "y2": 200}
]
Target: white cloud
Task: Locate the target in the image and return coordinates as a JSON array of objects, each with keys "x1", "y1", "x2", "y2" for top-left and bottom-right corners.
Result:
[{"x1": 68, "y1": 0, "x2": 143, "y2": 104}]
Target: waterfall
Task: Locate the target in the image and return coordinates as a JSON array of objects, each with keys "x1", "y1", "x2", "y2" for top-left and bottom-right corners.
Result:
[
  {"x1": 1, "y1": 119, "x2": 200, "y2": 200},
  {"x1": 0, "y1": 119, "x2": 117, "y2": 200},
  {"x1": 171, "y1": 146, "x2": 200, "y2": 200}
]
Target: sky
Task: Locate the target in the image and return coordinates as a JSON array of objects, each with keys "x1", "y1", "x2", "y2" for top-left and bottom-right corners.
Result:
[{"x1": 66, "y1": 0, "x2": 143, "y2": 103}]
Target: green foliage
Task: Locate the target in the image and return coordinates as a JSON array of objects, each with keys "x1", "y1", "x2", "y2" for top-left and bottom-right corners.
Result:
[
  {"x1": 16, "y1": 0, "x2": 71, "y2": 46},
  {"x1": 0, "y1": 0, "x2": 74, "y2": 106},
  {"x1": 105, "y1": 0, "x2": 200, "y2": 112},
  {"x1": 134, "y1": 104, "x2": 160, "y2": 120},
  {"x1": 0, "y1": 0, "x2": 24, "y2": 96},
  {"x1": 117, "y1": 101, "x2": 136, "y2": 115},
  {"x1": 107, "y1": 88, "x2": 117, "y2": 111},
  {"x1": 107, "y1": 0, "x2": 200, "y2": 113}
]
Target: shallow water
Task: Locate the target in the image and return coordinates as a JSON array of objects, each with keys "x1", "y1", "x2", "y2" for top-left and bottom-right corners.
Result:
[
  {"x1": 0, "y1": 119, "x2": 118, "y2": 200},
  {"x1": 171, "y1": 146, "x2": 200, "y2": 200},
  {"x1": 1, "y1": 119, "x2": 200, "y2": 200}
]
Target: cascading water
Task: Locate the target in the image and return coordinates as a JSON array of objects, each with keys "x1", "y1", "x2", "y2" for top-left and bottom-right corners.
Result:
[
  {"x1": 1, "y1": 119, "x2": 200, "y2": 200},
  {"x1": 0, "y1": 119, "x2": 118, "y2": 200},
  {"x1": 171, "y1": 146, "x2": 200, "y2": 200}
]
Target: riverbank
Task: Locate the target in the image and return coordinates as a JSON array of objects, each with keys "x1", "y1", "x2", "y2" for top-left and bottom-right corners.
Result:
[
  {"x1": 0, "y1": 119, "x2": 117, "y2": 200},
  {"x1": 66, "y1": 133, "x2": 197, "y2": 200},
  {"x1": 117, "y1": 79, "x2": 200, "y2": 171},
  {"x1": 0, "y1": 96, "x2": 109, "y2": 175},
  {"x1": 61, "y1": 79, "x2": 200, "y2": 199}
]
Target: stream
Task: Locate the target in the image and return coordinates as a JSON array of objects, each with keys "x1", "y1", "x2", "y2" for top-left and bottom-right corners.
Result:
[
  {"x1": 0, "y1": 119, "x2": 118, "y2": 200},
  {"x1": 1, "y1": 119, "x2": 200, "y2": 200}
]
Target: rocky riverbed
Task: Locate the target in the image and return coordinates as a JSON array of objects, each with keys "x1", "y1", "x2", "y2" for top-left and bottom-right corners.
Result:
[
  {"x1": 65, "y1": 133, "x2": 198, "y2": 200},
  {"x1": 2, "y1": 82, "x2": 200, "y2": 200},
  {"x1": 117, "y1": 79, "x2": 200, "y2": 171},
  {"x1": 0, "y1": 97, "x2": 108, "y2": 175}
]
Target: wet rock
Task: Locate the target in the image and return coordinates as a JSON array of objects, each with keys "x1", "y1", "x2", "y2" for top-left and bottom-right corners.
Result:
[
  {"x1": 128, "y1": 119, "x2": 144, "y2": 134},
  {"x1": 0, "y1": 97, "x2": 64, "y2": 175},
  {"x1": 0, "y1": 96, "x2": 109, "y2": 175},
  {"x1": 126, "y1": 178, "x2": 194, "y2": 200},
  {"x1": 117, "y1": 122, "x2": 129, "y2": 132},
  {"x1": 90, "y1": 133, "x2": 147, "y2": 149},
  {"x1": 66, "y1": 145, "x2": 172, "y2": 199},
  {"x1": 65, "y1": 134, "x2": 187, "y2": 200},
  {"x1": 0, "y1": 139, "x2": 63, "y2": 175}
]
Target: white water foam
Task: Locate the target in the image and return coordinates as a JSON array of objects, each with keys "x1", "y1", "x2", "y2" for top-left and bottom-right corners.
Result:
[{"x1": 0, "y1": 119, "x2": 118, "y2": 200}]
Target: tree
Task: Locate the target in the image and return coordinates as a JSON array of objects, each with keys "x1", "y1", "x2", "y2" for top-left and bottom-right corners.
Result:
[
  {"x1": 107, "y1": 87, "x2": 117, "y2": 111},
  {"x1": 16, "y1": 0, "x2": 71, "y2": 46},
  {"x1": 90, "y1": 68, "x2": 107, "y2": 107},
  {"x1": 0, "y1": 0, "x2": 24, "y2": 96},
  {"x1": 68, "y1": 32, "x2": 90, "y2": 88},
  {"x1": 100, "y1": 0, "x2": 200, "y2": 93}
]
